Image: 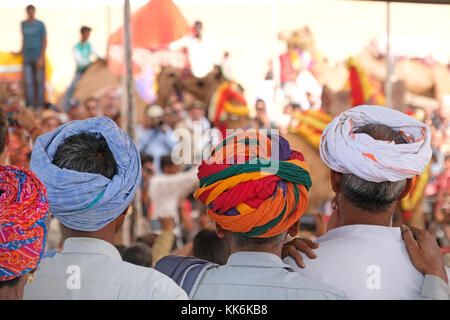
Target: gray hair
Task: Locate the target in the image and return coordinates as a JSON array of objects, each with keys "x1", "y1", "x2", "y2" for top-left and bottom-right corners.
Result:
[
  {"x1": 341, "y1": 123, "x2": 407, "y2": 212},
  {"x1": 230, "y1": 231, "x2": 287, "y2": 249}
]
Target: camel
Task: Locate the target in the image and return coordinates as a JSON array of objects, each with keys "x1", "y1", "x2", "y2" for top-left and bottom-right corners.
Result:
[{"x1": 71, "y1": 60, "x2": 149, "y2": 126}]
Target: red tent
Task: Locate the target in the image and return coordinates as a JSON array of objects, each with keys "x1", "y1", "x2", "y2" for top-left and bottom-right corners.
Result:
[
  {"x1": 109, "y1": 0, "x2": 189, "y2": 49},
  {"x1": 108, "y1": 0, "x2": 190, "y2": 76}
]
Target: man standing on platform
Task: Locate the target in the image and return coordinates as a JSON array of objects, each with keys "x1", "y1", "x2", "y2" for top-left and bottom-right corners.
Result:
[{"x1": 18, "y1": 5, "x2": 47, "y2": 110}]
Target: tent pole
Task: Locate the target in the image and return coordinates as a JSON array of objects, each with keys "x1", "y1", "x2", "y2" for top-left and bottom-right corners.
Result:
[
  {"x1": 106, "y1": 5, "x2": 111, "y2": 59},
  {"x1": 385, "y1": 1, "x2": 392, "y2": 108},
  {"x1": 123, "y1": 0, "x2": 141, "y2": 242}
]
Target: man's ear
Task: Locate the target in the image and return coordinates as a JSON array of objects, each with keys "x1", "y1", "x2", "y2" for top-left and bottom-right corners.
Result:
[
  {"x1": 330, "y1": 170, "x2": 342, "y2": 194},
  {"x1": 288, "y1": 220, "x2": 300, "y2": 238},
  {"x1": 115, "y1": 206, "x2": 129, "y2": 232},
  {"x1": 215, "y1": 222, "x2": 226, "y2": 239},
  {"x1": 398, "y1": 178, "x2": 413, "y2": 201}
]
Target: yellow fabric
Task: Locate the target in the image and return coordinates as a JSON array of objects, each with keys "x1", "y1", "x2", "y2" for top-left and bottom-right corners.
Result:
[
  {"x1": 289, "y1": 110, "x2": 333, "y2": 150},
  {"x1": 401, "y1": 163, "x2": 430, "y2": 211},
  {"x1": 0, "y1": 52, "x2": 53, "y2": 101}
]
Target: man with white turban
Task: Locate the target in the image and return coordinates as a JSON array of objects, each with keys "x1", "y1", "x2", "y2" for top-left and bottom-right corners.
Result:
[
  {"x1": 284, "y1": 105, "x2": 449, "y2": 299},
  {"x1": 24, "y1": 117, "x2": 187, "y2": 300}
]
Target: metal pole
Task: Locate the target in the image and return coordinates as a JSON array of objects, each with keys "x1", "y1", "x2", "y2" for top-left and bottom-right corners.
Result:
[
  {"x1": 123, "y1": 0, "x2": 141, "y2": 242},
  {"x1": 106, "y1": 5, "x2": 111, "y2": 59},
  {"x1": 385, "y1": 1, "x2": 392, "y2": 108}
]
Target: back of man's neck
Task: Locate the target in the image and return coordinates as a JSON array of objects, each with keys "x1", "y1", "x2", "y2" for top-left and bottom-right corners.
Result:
[
  {"x1": 0, "y1": 286, "x2": 22, "y2": 300},
  {"x1": 230, "y1": 246, "x2": 282, "y2": 258},
  {"x1": 67, "y1": 230, "x2": 115, "y2": 245},
  {"x1": 339, "y1": 200, "x2": 393, "y2": 228}
]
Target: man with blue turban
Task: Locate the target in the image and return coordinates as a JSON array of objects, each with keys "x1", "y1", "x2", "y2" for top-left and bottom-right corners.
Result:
[{"x1": 24, "y1": 117, "x2": 187, "y2": 299}]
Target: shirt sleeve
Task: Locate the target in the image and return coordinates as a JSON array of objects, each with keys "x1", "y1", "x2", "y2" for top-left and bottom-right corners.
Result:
[
  {"x1": 41, "y1": 21, "x2": 47, "y2": 37},
  {"x1": 90, "y1": 44, "x2": 101, "y2": 59},
  {"x1": 151, "y1": 231, "x2": 175, "y2": 267},
  {"x1": 420, "y1": 275, "x2": 450, "y2": 300},
  {"x1": 169, "y1": 36, "x2": 189, "y2": 51}
]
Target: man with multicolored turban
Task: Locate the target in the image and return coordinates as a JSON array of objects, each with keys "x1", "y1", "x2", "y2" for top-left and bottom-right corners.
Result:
[
  {"x1": 24, "y1": 117, "x2": 187, "y2": 300},
  {"x1": 0, "y1": 165, "x2": 50, "y2": 300},
  {"x1": 155, "y1": 130, "x2": 347, "y2": 299},
  {"x1": 284, "y1": 105, "x2": 449, "y2": 299}
]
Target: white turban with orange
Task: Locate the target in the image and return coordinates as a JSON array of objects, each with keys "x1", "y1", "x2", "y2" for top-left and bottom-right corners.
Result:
[{"x1": 319, "y1": 105, "x2": 432, "y2": 182}]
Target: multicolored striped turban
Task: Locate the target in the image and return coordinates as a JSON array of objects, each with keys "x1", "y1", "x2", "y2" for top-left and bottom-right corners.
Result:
[
  {"x1": 0, "y1": 165, "x2": 50, "y2": 281},
  {"x1": 194, "y1": 131, "x2": 312, "y2": 238}
]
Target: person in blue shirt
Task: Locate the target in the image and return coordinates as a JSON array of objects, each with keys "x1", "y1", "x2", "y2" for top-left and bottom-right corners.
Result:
[
  {"x1": 63, "y1": 26, "x2": 102, "y2": 111},
  {"x1": 137, "y1": 104, "x2": 178, "y2": 174},
  {"x1": 18, "y1": 5, "x2": 47, "y2": 110}
]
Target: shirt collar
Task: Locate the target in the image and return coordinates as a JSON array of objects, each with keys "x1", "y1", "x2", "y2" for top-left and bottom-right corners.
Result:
[
  {"x1": 226, "y1": 251, "x2": 294, "y2": 271},
  {"x1": 61, "y1": 237, "x2": 123, "y2": 261},
  {"x1": 317, "y1": 224, "x2": 402, "y2": 242}
]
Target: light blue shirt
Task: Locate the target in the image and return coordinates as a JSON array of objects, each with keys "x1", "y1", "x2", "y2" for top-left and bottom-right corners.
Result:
[
  {"x1": 137, "y1": 125, "x2": 177, "y2": 174},
  {"x1": 24, "y1": 237, "x2": 188, "y2": 300},
  {"x1": 192, "y1": 251, "x2": 346, "y2": 300}
]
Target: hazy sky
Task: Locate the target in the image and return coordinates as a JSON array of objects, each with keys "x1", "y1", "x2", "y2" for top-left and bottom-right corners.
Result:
[{"x1": 0, "y1": 0, "x2": 311, "y2": 8}]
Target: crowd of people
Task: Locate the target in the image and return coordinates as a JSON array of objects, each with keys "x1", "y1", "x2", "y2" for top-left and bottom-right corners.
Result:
[{"x1": 0, "y1": 4, "x2": 448, "y2": 300}]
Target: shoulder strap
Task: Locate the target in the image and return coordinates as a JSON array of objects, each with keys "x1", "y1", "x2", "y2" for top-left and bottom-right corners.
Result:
[{"x1": 155, "y1": 255, "x2": 218, "y2": 298}]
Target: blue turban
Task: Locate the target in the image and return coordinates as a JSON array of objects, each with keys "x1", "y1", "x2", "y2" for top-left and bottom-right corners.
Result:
[{"x1": 30, "y1": 117, "x2": 142, "y2": 232}]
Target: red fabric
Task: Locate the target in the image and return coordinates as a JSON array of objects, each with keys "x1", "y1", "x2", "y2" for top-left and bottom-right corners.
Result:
[
  {"x1": 109, "y1": 0, "x2": 189, "y2": 49},
  {"x1": 348, "y1": 66, "x2": 364, "y2": 107},
  {"x1": 290, "y1": 150, "x2": 305, "y2": 162},
  {"x1": 182, "y1": 198, "x2": 192, "y2": 219},
  {"x1": 197, "y1": 162, "x2": 231, "y2": 180},
  {"x1": 213, "y1": 84, "x2": 247, "y2": 125},
  {"x1": 279, "y1": 53, "x2": 299, "y2": 83},
  {"x1": 402, "y1": 210, "x2": 412, "y2": 220},
  {"x1": 211, "y1": 176, "x2": 280, "y2": 213}
]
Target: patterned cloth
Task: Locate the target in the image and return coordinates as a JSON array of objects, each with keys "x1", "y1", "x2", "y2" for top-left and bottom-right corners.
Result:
[
  {"x1": 194, "y1": 131, "x2": 312, "y2": 238},
  {"x1": 30, "y1": 117, "x2": 142, "y2": 232},
  {"x1": 0, "y1": 165, "x2": 50, "y2": 281},
  {"x1": 320, "y1": 105, "x2": 432, "y2": 182}
]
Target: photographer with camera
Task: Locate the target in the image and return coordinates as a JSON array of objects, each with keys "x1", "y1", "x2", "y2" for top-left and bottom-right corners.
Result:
[
  {"x1": 137, "y1": 104, "x2": 177, "y2": 174},
  {"x1": 0, "y1": 88, "x2": 44, "y2": 167}
]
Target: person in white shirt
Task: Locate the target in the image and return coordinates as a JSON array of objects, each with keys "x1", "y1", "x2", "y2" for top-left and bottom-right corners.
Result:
[
  {"x1": 24, "y1": 117, "x2": 187, "y2": 300},
  {"x1": 149, "y1": 155, "x2": 198, "y2": 247},
  {"x1": 170, "y1": 20, "x2": 221, "y2": 78},
  {"x1": 284, "y1": 105, "x2": 449, "y2": 299},
  {"x1": 174, "y1": 100, "x2": 220, "y2": 165}
]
